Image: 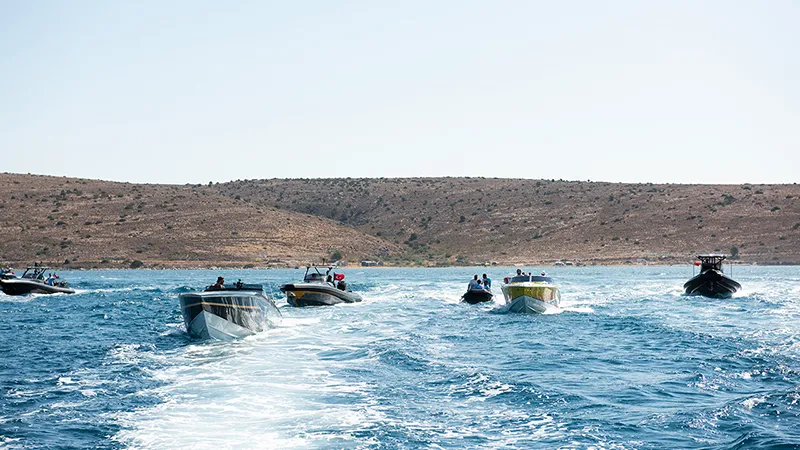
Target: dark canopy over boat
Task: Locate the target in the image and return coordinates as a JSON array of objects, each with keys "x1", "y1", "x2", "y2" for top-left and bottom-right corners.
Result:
[
  {"x1": 280, "y1": 265, "x2": 362, "y2": 307},
  {"x1": 683, "y1": 254, "x2": 741, "y2": 298},
  {"x1": 0, "y1": 266, "x2": 75, "y2": 295}
]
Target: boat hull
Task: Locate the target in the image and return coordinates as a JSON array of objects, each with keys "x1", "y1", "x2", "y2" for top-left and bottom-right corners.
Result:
[
  {"x1": 280, "y1": 283, "x2": 362, "y2": 307},
  {"x1": 506, "y1": 295, "x2": 555, "y2": 314},
  {"x1": 178, "y1": 291, "x2": 281, "y2": 340},
  {"x1": 0, "y1": 279, "x2": 75, "y2": 295},
  {"x1": 187, "y1": 310, "x2": 255, "y2": 340},
  {"x1": 683, "y1": 270, "x2": 741, "y2": 298},
  {"x1": 501, "y1": 283, "x2": 561, "y2": 314},
  {"x1": 462, "y1": 289, "x2": 493, "y2": 304}
]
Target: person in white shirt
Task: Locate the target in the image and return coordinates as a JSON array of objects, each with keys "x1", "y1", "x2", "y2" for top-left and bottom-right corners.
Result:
[{"x1": 468, "y1": 274, "x2": 481, "y2": 290}]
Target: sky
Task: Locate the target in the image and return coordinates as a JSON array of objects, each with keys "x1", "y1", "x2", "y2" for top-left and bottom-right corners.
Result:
[{"x1": 1, "y1": 1, "x2": 798, "y2": 185}]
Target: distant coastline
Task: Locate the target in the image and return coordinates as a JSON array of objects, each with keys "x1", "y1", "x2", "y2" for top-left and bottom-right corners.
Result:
[{"x1": 2, "y1": 173, "x2": 799, "y2": 268}]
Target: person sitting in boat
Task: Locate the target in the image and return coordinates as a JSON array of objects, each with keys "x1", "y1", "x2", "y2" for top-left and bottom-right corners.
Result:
[
  {"x1": 209, "y1": 276, "x2": 225, "y2": 290},
  {"x1": 45, "y1": 273, "x2": 55, "y2": 286},
  {"x1": 516, "y1": 269, "x2": 524, "y2": 277},
  {"x1": 468, "y1": 275, "x2": 482, "y2": 290},
  {"x1": 482, "y1": 274, "x2": 492, "y2": 290},
  {"x1": 326, "y1": 275, "x2": 335, "y2": 286}
]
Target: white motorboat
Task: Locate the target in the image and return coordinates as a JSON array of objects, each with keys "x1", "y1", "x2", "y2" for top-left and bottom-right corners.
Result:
[
  {"x1": 500, "y1": 274, "x2": 561, "y2": 314},
  {"x1": 178, "y1": 281, "x2": 281, "y2": 340}
]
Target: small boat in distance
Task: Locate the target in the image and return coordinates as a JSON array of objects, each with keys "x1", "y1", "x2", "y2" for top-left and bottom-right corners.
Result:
[
  {"x1": 281, "y1": 265, "x2": 362, "y2": 307},
  {"x1": 500, "y1": 273, "x2": 561, "y2": 314},
  {"x1": 683, "y1": 254, "x2": 741, "y2": 298},
  {"x1": 0, "y1": 266, "x2": 75, "y2": 295},
  {"x1": 178, "y1": 280, "x2": 281, "y2": 340},
  {"x1": 461, "y1": 288, "x2": 493, "y2": 304}
]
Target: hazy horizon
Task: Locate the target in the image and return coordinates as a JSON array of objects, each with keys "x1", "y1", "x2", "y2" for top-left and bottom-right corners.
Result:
[{"x1": 2, "y1": 1, "x2": 798, "y2": 185}]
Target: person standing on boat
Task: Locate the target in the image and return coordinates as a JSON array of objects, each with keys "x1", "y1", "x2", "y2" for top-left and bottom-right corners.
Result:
[{"x1": 482, "y1": 274, "x2": 492, "y2": 290}]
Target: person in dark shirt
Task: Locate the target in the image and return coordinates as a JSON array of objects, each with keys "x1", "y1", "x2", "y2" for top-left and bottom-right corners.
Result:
[{"x1": 210, "y1": 276, "x2": 225, "y2": 290}]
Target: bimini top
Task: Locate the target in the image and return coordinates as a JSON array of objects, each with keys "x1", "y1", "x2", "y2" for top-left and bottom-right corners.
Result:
[
  {"x1": 508, "y1": 275, "x2": 554, "y2": 283},
  {"x1": 696, "y1": 255, "x2": 728, "y2": 271},
  {"x1": 21, "y1": 266, "x2": 50, "y2": 279},
  {"x1": 697, "y1": 254, "x2": 727, "y2": 260},
  {"x1": 303, "y1": 265, "x2": 338, "y2": 283}
]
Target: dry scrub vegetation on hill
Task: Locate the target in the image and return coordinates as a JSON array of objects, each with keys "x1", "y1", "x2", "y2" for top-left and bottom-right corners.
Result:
[
  {"x1": 1, "y1": 174, "x2": 798, "y2": 268},
  {"x1": 0, "y1": 174, "x2": 398, "y2": 268},
  {"x1": 212, "y1": 177, "x2": 800, "y2": 265}
]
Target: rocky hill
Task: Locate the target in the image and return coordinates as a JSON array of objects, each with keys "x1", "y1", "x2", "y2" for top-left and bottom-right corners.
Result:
[
  {"x1": 2, "y1": 174, "x2": 798, "y2": 268},
  {"x1": 210, "y1": 178, "x2": 800, "y2": 265},
  {"x1": 0, "y1": 174, "x2": 399, "y2": 268}
]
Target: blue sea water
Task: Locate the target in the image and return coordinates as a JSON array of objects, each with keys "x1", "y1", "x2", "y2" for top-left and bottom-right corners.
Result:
[{"x1": 1, "y1": 266, "x2": 799, "y2": 449}]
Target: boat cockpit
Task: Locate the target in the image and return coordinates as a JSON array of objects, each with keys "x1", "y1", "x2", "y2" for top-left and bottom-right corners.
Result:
[{"x1": 205, "y1": 280, "x2": 264, "y2": 292}]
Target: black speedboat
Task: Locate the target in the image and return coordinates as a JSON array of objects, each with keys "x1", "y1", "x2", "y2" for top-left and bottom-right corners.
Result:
[
  {"x1": 0, "y1": 266, "x2": 75, "y2": 295},
  {"x1": 683, "y1": 254, "x2": 741, "y2": 298},
  {"x1": 280, "y1": 265, "x2": 362, "y2": 307},
  {"x1": 178, "y1": 280, "x2": 281, "y2": 340},
  {"x1": 461, "y1": 288, "x2": 493, "y2": 304}
]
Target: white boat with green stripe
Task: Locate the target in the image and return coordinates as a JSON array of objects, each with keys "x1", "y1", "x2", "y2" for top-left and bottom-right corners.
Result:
[{"x1": 500, "y1": 274, "x2": 561, "y2": 314}]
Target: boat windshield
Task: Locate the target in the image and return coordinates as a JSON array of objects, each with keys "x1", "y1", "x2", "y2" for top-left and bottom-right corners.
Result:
[
  {"x1": 204, "y1": 282, "x2": 264, "y2": 292},
  {"x1": 509, "y1": 275, "x2": 553, "y2": 283},
  {"x1": 304, "y1": 272, "x2": 327, "y2": 282}
]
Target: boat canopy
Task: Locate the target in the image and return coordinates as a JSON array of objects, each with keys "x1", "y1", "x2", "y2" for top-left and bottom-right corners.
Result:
[
  {"x1": 696, "y1": 254, "x2": 727, "y2": 272},
  {"x1": 697, "y1": 254, "x2": 727, "y2": 260},
  {"x1": 509, "y1": 275, "x2": 554, "y2": 283},
  {"x1": 21, "y1": 266, "x2": 50, "y2": 280},
  {"x1": 303, "y1": 265, "x2": 337, "y2": 283}
]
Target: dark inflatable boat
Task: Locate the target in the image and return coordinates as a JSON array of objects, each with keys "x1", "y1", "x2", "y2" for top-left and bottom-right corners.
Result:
[
  {"x1": 461, "y1": 288, "x2": 493, "y2": 304},
  {"x1": 281, "y1": 265, "x2": 362, "y2": 307},
  {"x1": 683, "y1": 254, "x2": 741, "y2": 298}
]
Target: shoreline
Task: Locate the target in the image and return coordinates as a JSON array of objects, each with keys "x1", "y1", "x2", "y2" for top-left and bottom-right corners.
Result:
[{"x1": 3, "y1": 261, "x2": 794, "y2": 271}]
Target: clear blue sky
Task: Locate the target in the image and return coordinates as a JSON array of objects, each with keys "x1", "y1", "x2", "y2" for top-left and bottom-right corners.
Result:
[{"x1": 1, "y1": 1, "x2": 798, "y2": 184}]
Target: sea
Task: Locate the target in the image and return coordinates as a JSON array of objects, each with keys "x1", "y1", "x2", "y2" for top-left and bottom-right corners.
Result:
[{"x1": 1, "y1": 266, "x2": 799, "y2": 449}]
